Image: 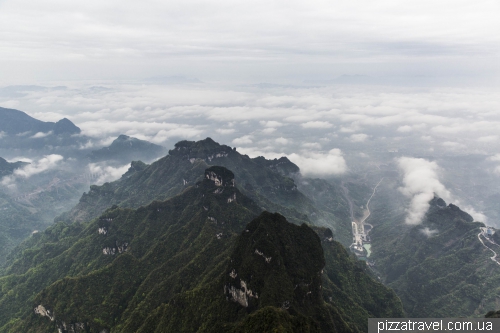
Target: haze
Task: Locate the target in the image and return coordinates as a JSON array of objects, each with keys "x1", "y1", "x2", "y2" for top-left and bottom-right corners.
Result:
[{"x1": 0, "y1": 0, "x2": 499, "y2": 228}]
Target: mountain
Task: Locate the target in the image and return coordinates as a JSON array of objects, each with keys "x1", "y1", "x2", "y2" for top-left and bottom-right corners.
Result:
[
  {"x1": 60, "y1": 138, "x2": 353, "y2": 245},
  {"x1": 0, "y1": 166, "x2": 403, "y2": 332},
  {"x1": 368, "y1": 188, "x2": 500, "y2": 317},
  {"x1": 88, "y1": 135, "x2": 167, "y2": 164},
  {"x1": 0, "y1": 167, "x2": 89, "y2": 268},
  {"x1": 0, "y1": 107, "x2": 80, "y2": 136},
  {"x1": 0, "y1": 107, "x2": 83, "y2": 150},
  {"x1": 0, "y1": 191, "x2": 43, "y2": 266},
  {"x1": 0, "y1": 157, "x2": 28, "y2": 176}
]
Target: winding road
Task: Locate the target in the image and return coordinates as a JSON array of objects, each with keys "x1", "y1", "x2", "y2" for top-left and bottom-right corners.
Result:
[{"x1": 478, "y1": 228, "x2": 500, "y2": 266}]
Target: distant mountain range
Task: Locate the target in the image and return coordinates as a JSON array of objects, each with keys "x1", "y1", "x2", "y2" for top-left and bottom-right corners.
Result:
[
  {"x1": 0, "y1": 157, "x2": 28, "y2": 176},
  {"x1": 0, "y1": 107, "x2": 80, "y2": 136},
  {"x1": 88, "y1": 134, "x2": 167, "y2": 164},
  {"x1": 0, "y1": 107, "x2": 82, "y2": 150}
]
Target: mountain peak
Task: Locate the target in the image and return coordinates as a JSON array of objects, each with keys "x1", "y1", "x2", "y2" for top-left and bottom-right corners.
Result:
[
  {"x1": 169, "y1": 137, "x2": 234, "y2": 162},
  {"x1": 53, "y1": 118, "x2": 81, "y2": 135},
  {"x1": 88, "y1": 135, "x2": 166, "y2": 163}
]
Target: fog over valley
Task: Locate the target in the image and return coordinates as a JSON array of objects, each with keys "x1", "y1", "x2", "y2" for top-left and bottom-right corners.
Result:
[{"x1": 1, "y1": 82, "x2": 498, "y2": 227}]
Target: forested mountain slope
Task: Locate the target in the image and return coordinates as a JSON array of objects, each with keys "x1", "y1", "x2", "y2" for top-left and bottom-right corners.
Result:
[
  {"x1": 369, "y1": 189, "x2": 500, "y2": 317},
  {"x1": 0, "y1": 167, "x2": 403, "y2": 332},
  {"x1": 60, "y1": 138, "x2": 352, "y2": 245}
]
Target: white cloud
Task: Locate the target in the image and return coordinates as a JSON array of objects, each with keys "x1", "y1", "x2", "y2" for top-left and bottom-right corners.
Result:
[
  {"x1": 477, "y1": 135, "x2": 498, "y2": 143},
  {"x1": 302, "y1": 142, "x2": 322, "y2": 149},
  {"x1": 1, "y1": 100, "x2": 19, "y2": 108},
  {"x1": 420, "y1": 227, "x2": 438, "y2": 237},
  {"x1": 149, "y1": 127, "x2": 203, "y2": 144},
  {"x1": 350, "y1": 133, "x2": 368, "y2": 142},
  {"x1": 0, "y1": 131, "x2": 5, "y2": 139},
  {"x1": 287, "y1": 149, "x2": 347, "y2": 176},
  {"x1": 460, "y1": 205, "x2": 487, "y2": 223},
  {"x1": 275, "y1": 137, "x2": 290, "y2": 145},
  {"x1": 261, "y1": 128, "x2": 276, "y2": 134},
  {"x1": 1, "y1": 154, "x2": 64, "y2": 187},
  {"x1": 441, "y1": 141, "x2": 466, "y2": 150},
  {"x1": 79, "y1": 140, "x2": 95, "y2": 149},
  {"x1": 397, "y1": 125, "x2": 413, "y2": 132},
  {"x1": 216, "y1": 128, "x2": 236, "y2": 135},
  {"x1": 30, "y1": 131, "x2": 52, "y2": 139},
  {"x1": 397, "y1": 157, "x2": 451, "y2": 225},
  {"x1": 488, "y1": 154, "x2": 500, "y2": 162},
  {"x1": 301, "y1": 121, "x2": 333, "y2": 129},
  {"x1": 232, "y1": 135, "x2": 253, "y2": 145},
  {"x1": 260, "y1": 120, "x2": 283, "y2": 127},
  {"x1": 88, "y1": 162, "x2": 131, "y2": 185}
]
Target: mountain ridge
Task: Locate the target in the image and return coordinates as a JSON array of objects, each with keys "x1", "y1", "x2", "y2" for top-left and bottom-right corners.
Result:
[{"x1": 0, "y1": 166, "x2": 403, "y2": 332}]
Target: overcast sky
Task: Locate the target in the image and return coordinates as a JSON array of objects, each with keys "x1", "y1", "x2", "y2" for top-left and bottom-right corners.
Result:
[
  {"x1": 0, "y1": 0, "x2": 499, "y2": 83},
  {"x1": 1, "y1": 1, "x2": 499, "y2": 226}
]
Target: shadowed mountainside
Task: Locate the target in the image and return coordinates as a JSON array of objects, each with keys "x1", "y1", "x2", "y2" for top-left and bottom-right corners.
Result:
[
  {"x1": 0, "y1": 166, "x2": 403, "y2": 332},
  {"x1": 59, "y1": 138, "x2": 353, "y2": 245},
  {"x1": 88, "y1": 135, "x2": 167, "y2": 165}
]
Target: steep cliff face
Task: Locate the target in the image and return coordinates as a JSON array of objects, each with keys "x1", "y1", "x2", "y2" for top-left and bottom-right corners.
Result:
[
  {"x1": 224, "y1": 212, "x2": 325, "y2": 314},
  {"x1": 0, "y1": 167, "x2": 403, "y2": 333}
]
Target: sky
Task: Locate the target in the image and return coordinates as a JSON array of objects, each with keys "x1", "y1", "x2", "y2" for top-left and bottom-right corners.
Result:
[
  {"x1": 0, "y1": 1, "x2": 499, "y2": 226},
  {"x1": 0, "y1": 0, "x2": 499, "y2": 83}
]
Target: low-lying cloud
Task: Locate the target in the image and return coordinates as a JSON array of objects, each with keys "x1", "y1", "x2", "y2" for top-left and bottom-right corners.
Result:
[
  {"x1": 397, "y1": 157, "x2": 451, "y2": 225},
  {"x1": 30, "y1": 131, "x2": 52, "y2": 139},
  {"x1": 288, "y1": 149, "x2": 347, "y2": 177},
  {"x1": 88, "y1": 162, "x2": 131, "y2": 185},
  {"x1": 420, "y1": 227, "x2": 439, "y2": 237},
  {"x1": 1, "y1": 154, "x2": 64, "y2": 188}
]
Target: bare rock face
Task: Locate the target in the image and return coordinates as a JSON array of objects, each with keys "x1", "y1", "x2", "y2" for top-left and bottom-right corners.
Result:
[
  {"x1": 224, "y1": 212, "x2": 325, "y2": 312},
  {"x1": 205, "y1": 166, "x2": 235, "y2": 187}
]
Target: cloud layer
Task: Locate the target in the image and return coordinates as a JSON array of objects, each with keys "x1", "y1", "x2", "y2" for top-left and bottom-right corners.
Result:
[{"x1": 1, "y1": 154, "x2": 64, "y2": 188}]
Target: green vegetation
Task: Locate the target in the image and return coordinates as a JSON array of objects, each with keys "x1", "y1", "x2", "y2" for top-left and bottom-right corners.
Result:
[
  {"x1": 0, "y1": 167, "x2": 402, "y2": 332},
  {"x1": 369, "y1": 187, "x2": 500, "y2": 318},
  {"x1": 60, "y1": 138, "x2": 352, "y2": 246}
]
